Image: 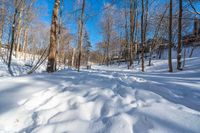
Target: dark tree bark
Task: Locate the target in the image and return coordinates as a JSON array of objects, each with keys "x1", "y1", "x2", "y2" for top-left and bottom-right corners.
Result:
[
  {"x1": 144, "y1": 0, "x2": 148, "y2": 66},
  {"x1": 177, "y1": 0, "x2": 182, "y2": 70},
  {"x1": 168, "y1": 0, "x2": 173, "y2": 72},
  {"x1": 189, "y1": 46, "x2": 195, "y2": 58},
  {"x1": 141, "y1": 0, "x2": 145, "y2": 72},
  {"x1": 144, "y1": 0, "x2": 148, "y2": 45},
  {"x1": 8, "y1": 7, "x2": 18, "y2": 72},
  {"x1": 47, "y1": 0, "x2": 60, "y2": 72}
]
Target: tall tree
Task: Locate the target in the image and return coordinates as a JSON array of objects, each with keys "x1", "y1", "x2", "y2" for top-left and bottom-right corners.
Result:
[
  {"x1": 168, "y1": 0, "x2": 173, "y2": 72},
  {"x1": 77, "y1": 0, "x2": 86, "y2": 72},
  {"x1": 129, "y1": 0, "x2": 135, "y2": 67},
  {"x1": 8, "y1": 8, "x2": 18, "y2": 70},
  {"x1": 141, "y1": 0, "x2": 145, "y2": 72},
  {"x1": 144, "y1": 0, "x2": 148, "y2": 45},
  {"x1": 143, "y1": 0, "x2": 148, "y2": 70},
  {"x1": 47, "y1": 0, "x2": 60, "y2": 72},
  {"x1": 8, "y1": 0, "x2": 21, "y2": 71},
  {"x1": 0, "y1": 0, "x2": 5, "y2": 52},
  {"x1": 177, "y1": 0, "x2": 182, "y2": 70},
  {"x1": 15, "y1": 2, "x2": 24, "y2": 58},
  {"x1": 57, "y1": 0, "x2": 65, "y2": 67},
  {"x1": 124, "y1": 0, "x2": 129, "y2": 64}
]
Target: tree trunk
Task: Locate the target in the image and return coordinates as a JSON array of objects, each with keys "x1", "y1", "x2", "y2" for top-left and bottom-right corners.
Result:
[
  {"x1": 47, "y1": 0, "x2": 60, "y2": 72},
  {"x1": 182, "y1": 47, "x2": 186, "y2": 68},
  {"x1": 144, "y1": 0, "x2": 148, "y2": 46},
  {"x1": 58, "y1": 0, "x2": 64, "y2": 67},
  {"x1": 6, "y1": 28, "x2": 12, "y2": 63},
  {"x1": 77, "y1": 0, "x2": 85, "y2": 71},
  {"x1": 106, "y1": 33, "x2": 110, "y2": 66},
  {"x1": 143, "y1": 0, "x2": 148, "y2": 68},
  {"x1": 124, "y1": 6, "x2": 129, "y2": 65},
  {"x1": 71, "y1": 48, "x2": 75, "y2": 67},
  {"x1": 0, "y1": 0, "x2": 5, "y2": 53},
  {"x1": 141, "y1": 0, "x2": 145, "y2": 72},
  {"x1": 177, "y1": 0, "x2": 182, "y2": 70},
  {"x1": 148, "y1": 45, "x2": 151, "y2": 66},
  {"x1": 16, "y1": 11, "x2": 23, "y2": 58},
  {"x1": 168, "y1": 0, "x2": 173, "y2": 72},
  {"x1": 189, "y1": 46, "x2": 195, "y2": 58},
  {"x1": 8, "y1": 8, "x2": 18, "y2": 71},
  {"x1": 129, "y1": 0, "x2": 136, "y2": 68}
]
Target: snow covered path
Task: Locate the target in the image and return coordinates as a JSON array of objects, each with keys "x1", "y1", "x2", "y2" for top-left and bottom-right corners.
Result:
[{"x1": 0, "y1": 59, "x2": 200, "y2": 133}]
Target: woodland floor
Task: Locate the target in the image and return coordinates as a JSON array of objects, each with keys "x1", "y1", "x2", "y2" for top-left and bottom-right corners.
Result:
[{"x1": 0, "y1": 55, "x2": 200, "y2": 133}]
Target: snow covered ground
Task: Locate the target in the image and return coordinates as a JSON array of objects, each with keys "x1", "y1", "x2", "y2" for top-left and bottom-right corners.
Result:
[
  {"x1": 0, "y1": 51, "x2": 46, "y2": 77},
  {"x1": 0, "y1": 50, "x2": 200, "y2": 133}
]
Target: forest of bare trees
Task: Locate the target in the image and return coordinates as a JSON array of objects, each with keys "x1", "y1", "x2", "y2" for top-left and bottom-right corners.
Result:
[
  {"x1": 1, "y1": 1, "x2": 200, "y2": 132},
  {"x1": 0, "y1": 0, "x2": 200, "y2": 74}
]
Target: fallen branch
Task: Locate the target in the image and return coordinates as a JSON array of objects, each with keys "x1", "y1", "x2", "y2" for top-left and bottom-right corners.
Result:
[{"x1": 28, "y1": 47, "x2": 48, "y2": 74}]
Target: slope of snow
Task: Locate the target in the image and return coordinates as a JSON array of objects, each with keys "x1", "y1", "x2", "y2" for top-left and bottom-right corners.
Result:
[
  {"x1": 0, "y1": 51, "x2": 46, "y2": 77},
  {"x1": 0, "y1": 56, "x2": 200, "y2": 133}
]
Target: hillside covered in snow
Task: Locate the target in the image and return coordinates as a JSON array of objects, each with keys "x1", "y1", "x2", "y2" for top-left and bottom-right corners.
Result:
[{"x1": 0, "y1": 54, "x2": 200, "y2": 133}]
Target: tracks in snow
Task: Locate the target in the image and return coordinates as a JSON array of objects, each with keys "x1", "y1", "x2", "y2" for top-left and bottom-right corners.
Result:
[
  {"x1": 14, "y1": 70, "x2": 158, "y2": 133},
  {"x1": 2, "y1": 69, "x2": 200, "y2": 133}
]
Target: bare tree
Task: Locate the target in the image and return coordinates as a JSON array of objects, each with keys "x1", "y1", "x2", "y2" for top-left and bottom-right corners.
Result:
[
  {"x1": 168, "y1": 0, "x2": 173, "y2": 72},
  {"x1": 129, "y1": 0, "x2": 136, "y2": 67},
  {"x1": 141, "y1": 0, "x2": 145, "y2": 72},
  {"x1": 77, "y1": 0, "x2": 86, "y2": 72},
  {"x1": 15, "y1": 5, "x2": 23, "y2": 58},
  {"x1": 177, "y1": 0, "x2": 182, "y2": 70},
  {"x1": 47, "y1": 0, "x2": 60, "y2": 72},
  {"x1": 188, "y1": 0, "x2": 200, "y2": 15},
  {"x1": 8, "y1": 0, "x2": 23, "y2": 73},
  {"x1": 148, "y1": 5, "x2": 169, "y2": 66},
  {"x1": 143, "y1": 0, "x2": 148, "y2": 69},
  {"x1": 0, "y1": 0, "x2": 5, "y2": 53},
  {"x1": 125, "y1": 7, "x2": 129, "y2": 63}
]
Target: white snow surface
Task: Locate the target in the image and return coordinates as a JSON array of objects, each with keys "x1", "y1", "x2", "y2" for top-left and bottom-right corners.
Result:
[
  {"x1": 0, "y1": 56, "x2": 200, "y2": 133},
  {"x1": 0, "y1": 49, "x2": 47, "y2": 77}
]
